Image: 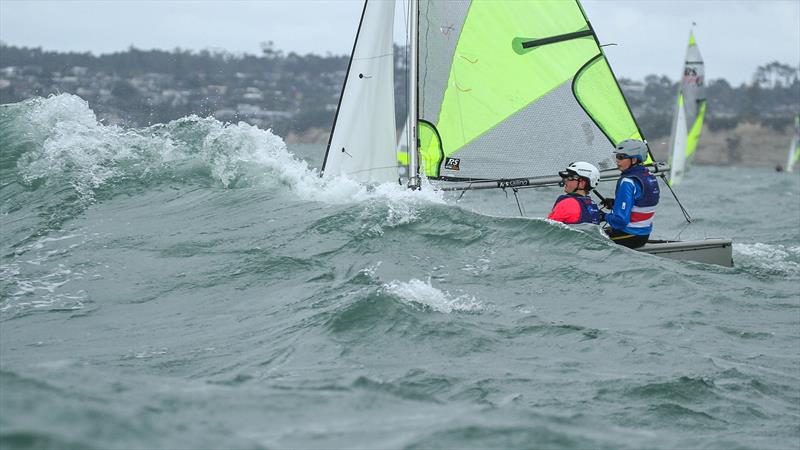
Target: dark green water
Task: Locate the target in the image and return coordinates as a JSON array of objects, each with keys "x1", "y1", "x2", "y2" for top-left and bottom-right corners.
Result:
[{"x1": 1, "y1": 94, "x2": 799, "y2": 449}]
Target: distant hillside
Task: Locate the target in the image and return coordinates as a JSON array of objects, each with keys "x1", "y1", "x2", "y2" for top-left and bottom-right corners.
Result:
[
  {"x1": 0, "y1": 44, "x2": 798, "y2": 165},
  {"x1": 647, "y1": 122, "x2": 795, "y2": 169}
]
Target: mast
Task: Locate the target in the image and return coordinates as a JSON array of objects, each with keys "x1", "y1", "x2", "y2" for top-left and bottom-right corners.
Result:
[{"x1": 407, "y1": 0, "x2": 420, "y2": 189}]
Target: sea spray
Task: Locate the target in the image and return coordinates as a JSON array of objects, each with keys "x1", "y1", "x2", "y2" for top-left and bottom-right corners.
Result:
[{"x1": 384, "y1": 278, "x2": 486, "y2": 313}]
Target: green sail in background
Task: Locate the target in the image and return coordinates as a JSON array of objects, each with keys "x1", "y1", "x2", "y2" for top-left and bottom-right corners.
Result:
[
  {"x1": 417, "y1": 0, "x2": 644, "y2": 180},
  {"x1": 788, "y1": 114, "x2": 800, "y2": 172}
]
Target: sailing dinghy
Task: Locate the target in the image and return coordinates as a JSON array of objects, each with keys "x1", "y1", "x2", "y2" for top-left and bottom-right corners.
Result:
[
  {"x1": 321, "y1": 0, "x2": 733, "y2": 267},
  {"x1": 668, "y1": 29, "x2": 706, "y2": 186}
]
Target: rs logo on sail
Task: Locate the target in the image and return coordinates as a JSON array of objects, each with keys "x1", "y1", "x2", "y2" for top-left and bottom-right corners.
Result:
[{"x1": 445, "y1": 158, "x2": 461, "y2": 170}]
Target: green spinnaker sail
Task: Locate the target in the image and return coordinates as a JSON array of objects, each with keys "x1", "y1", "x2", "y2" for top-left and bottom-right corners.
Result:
[
  {"x1": 686, "y1": 100, "x2": 706, "y2": 160},
  {"x1": 417, "y1": 0, "x2": 644, "y2": 180},
  {"x1": 788, "y1": 115, "x2": 800, "y2": 172}
]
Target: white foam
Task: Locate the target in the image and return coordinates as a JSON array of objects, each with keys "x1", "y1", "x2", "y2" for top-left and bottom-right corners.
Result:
[
  {"x1": 734, "y1": 243, "x2": 800, "y2": 274},
  {"x1": 0, "y1": 258, "x2": 87, "y2": 315},
  {"x1": 16, "y1": 94, "x2": 180, "y2": 200},
  {"x1": 358, "y1": 262, "x2": 382, "y2": 279},
  {"x1": 13, "y1": 94, "x2": 447, "y2": 216},
  {"x1": 383, "y1": 278, "x2": 485, "y2": 313}
]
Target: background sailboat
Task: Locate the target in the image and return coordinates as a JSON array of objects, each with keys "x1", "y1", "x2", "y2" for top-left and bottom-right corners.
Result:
[
  {"x1": 322, "y1": 0, "x2": 731, "y2": 266},
  {"x1": 668, "y1": 29, "x2": 706, "y2": 186}
]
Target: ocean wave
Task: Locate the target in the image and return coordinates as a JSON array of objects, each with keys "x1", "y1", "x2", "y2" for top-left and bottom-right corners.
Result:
[
  {"x1": 0, "y1": 261, "x2": 88, "y2": 319},
  {"x1": 383, "y1": 278, "x2": 486, "y2": 314},
  {"x1": 734, "y1": 242, "x2": 800, "y2": 276},
  {"x1": 7, "y1": 94, "x2": 292, "y2": 200},
  {"x1": 624, "y1": 376, "x2": 721, "y2": 404},
  {"x1": 3, "y1": 94, "x2": 447, "y2": 229}
]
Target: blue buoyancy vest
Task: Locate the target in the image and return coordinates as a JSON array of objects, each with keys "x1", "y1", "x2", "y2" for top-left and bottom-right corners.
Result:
[
  {"x1": 612, "y1": 165, "x2": 660, "y2": 234},
  {"x1": 552, "y1": 194, "x2": 602, "y2": 224},
  {"x1": 615, "y1": 165, "x2": 660, "y2": 207}
]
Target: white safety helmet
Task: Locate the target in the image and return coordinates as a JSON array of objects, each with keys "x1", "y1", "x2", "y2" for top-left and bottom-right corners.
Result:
[
  {"x1": 614, "y1": 139, "x2": 648, "y2": 163},
  {"x1": 559, "y1": 161, "x2": 600, "y2": 189}
]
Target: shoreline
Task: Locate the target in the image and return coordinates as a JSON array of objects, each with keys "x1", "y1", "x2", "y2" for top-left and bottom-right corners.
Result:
[{"x1": 285, "y1": 123, "x2": 796, "y2": 169}]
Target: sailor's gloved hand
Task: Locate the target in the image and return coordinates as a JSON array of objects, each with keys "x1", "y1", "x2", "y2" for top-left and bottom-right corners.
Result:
[
  {"x1": 601, "y1": 198, "x2": 615, "y2": 210},
  {"x1": 598, "y1": 211, "x2": 606, "y2": 223}
]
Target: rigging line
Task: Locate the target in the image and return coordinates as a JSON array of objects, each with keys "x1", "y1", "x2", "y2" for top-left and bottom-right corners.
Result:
[
  {"x1": 674, "y1": 220, "x2": 692, "y2": 241},
  {"x1": 512, "y1": 188, "x2": 526, "y2": 217},
  {"x1": 592, "y1": 189, "x2": 607, "y2": 202},
  {"x1": 456, "y1": 182, "x2": 473, "y2": 201},
  {"x1": 659, "y1": 173, "x2": 693, "y2": 223},
  {"x1": 421, "y1": 1, "x2": 431, "y2": 113}
]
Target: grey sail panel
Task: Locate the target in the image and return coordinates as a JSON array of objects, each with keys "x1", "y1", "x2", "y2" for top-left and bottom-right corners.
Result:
[
  {"x1": 418, "y1": 0, "x2": 471, "y2": 126},
  {"x1": 437, "y1": 81, "x2": 617, "y2": 180}
]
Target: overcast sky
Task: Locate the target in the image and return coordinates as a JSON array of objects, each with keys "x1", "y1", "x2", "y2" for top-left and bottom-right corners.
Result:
[{"x1": 1, "y1": 0, "x2": 798, "y2": 85}]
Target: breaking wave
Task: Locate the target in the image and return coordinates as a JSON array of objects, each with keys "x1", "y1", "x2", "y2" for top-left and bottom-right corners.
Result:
[
  {"x1": 3, "y1": 94, "x2": 445, "y2": 207},
  {"x1": 384, "y1": 278, "x2": 487, "y2": 314}
]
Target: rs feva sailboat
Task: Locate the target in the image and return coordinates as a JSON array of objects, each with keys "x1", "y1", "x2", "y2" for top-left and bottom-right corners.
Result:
[
  {"x1": 321, "y1": 0, "x2": 732, "y2": 267},
  {"x1": 787, "y1": 115, "x2": 800, "y2": 173},
  {"x1": 668, "y1": 29, "x2": 706, "y2": 186}
]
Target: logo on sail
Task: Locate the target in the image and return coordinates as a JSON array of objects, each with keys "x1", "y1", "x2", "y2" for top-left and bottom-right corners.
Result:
[{"x1": 445, "y1": 158, "x2": 461, "y2": 170}]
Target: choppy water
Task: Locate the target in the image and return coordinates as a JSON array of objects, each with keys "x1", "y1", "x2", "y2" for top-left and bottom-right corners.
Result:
[{"x1": 1, "y1": 94, "x2": 799, "y2": 450}]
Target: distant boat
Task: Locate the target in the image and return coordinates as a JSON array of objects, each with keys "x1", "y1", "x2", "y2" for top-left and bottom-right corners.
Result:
[
  {"x1": 321, "y1": 0, "x2": 732, "y2": 267},
  {"x1": 787, "y1": 115, "x2": 800, "y2": 172},
  {"x1": 668, "y1": 29, "x2": 706, "y2": 186}
]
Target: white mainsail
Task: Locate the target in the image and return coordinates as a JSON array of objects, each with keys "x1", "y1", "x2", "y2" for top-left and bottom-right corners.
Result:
[
  {"x1": 670, "y1": 98, "x2": 689, "y2": 182},
  {"x1": 787, "y1": 115, "x2": 800, "y2": 172},
  {"x1": 321, "y1": 1, "x2": 398, "y2": 183}
]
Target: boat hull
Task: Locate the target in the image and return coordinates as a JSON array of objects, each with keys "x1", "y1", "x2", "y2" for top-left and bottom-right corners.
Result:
[{"x1": 636, "y1": 238, "x2": 733, "y2": 267}]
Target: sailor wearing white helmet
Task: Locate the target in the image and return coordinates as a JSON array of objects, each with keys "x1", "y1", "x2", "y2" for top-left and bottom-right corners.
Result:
[{"x1": 547, "y1": 161, "x2": 602, "y2": 225}]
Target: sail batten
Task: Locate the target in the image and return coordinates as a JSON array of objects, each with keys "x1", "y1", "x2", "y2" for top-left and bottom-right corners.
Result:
[{"x1": 519, "y1": 29, "x2": 594, "y2": 50}]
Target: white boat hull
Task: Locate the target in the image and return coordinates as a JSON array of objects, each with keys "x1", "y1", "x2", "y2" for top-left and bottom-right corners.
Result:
[{"x1": 637, "y1": 238, "x2": 733, "y2": 267}]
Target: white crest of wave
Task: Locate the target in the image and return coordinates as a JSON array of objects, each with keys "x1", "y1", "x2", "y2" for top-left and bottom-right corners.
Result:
[
  {"x1": 383, "y1": 278, "x2": 484, "y2": 313},
  {"x1": 734, "y1": 243, "x2": 800, "y2": 274},
  {"x1": 18, "y1": 95, "x2": 132, "y2": 199},
  {"x1": 13, "y1": 94, "x2": 446, "y2": 214}
]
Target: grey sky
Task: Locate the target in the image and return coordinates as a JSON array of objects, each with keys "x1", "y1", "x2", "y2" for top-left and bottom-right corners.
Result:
[{"x1": 1, "y1": 0, "x2": 798, "y2": 85}]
